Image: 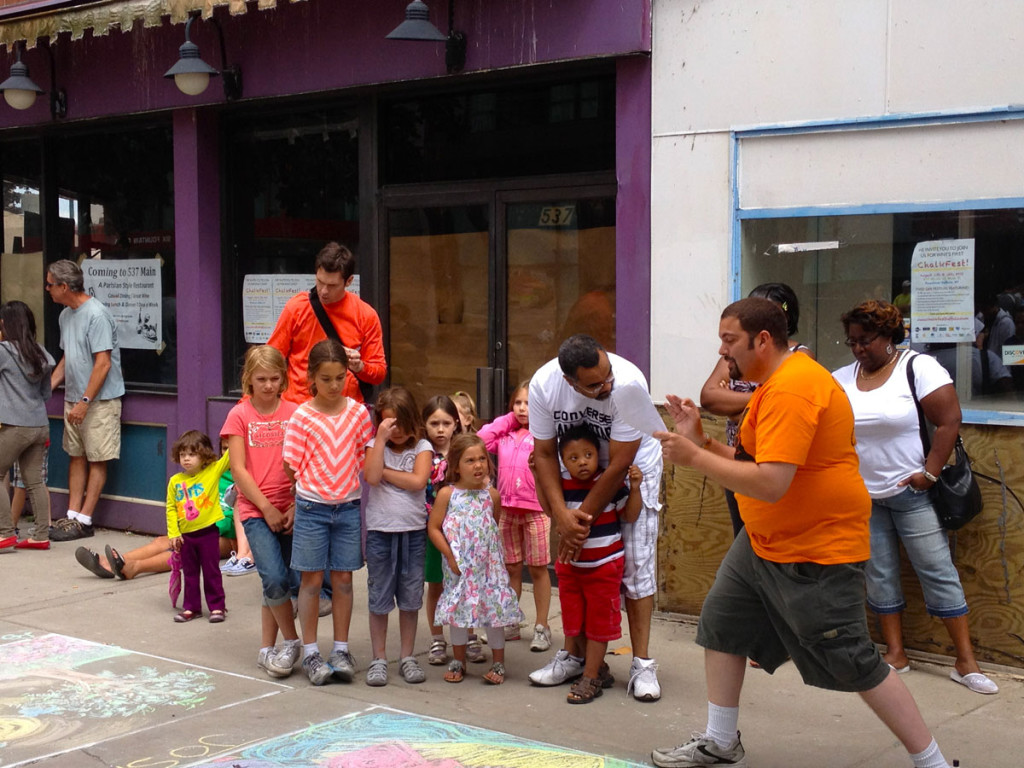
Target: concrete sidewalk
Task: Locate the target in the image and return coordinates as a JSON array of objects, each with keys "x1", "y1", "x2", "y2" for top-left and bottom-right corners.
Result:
[{"x1": 2, "y1": 529, "x2": 1021, "y2": 767}]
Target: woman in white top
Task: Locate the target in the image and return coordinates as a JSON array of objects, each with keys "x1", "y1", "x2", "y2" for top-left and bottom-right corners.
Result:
[{"x1": 833, "y1": 300, "x2": 997, "y2": 695}]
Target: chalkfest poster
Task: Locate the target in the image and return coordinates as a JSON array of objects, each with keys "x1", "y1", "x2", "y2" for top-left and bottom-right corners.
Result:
[
  {"x1": 81, "y1": 259, "x2": 162, "y2": 351},
  {"x1": 910, "y1": 239, "x2": 975, "y2": 343}
]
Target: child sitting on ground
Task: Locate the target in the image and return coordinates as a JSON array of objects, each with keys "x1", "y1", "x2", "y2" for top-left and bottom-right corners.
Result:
[{"x1": 551, "y1": 424, "x2": 642, "y2": 704}]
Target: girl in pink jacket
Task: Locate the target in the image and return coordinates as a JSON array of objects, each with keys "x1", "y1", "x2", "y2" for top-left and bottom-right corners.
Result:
[{"x1": 477, "y1": 380, "x2": 552, "y2": 652}]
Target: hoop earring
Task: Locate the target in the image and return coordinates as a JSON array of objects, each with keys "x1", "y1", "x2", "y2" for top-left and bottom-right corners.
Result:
[{"x1": 885, "y1": 344, "x2": 893, "y2": 355}]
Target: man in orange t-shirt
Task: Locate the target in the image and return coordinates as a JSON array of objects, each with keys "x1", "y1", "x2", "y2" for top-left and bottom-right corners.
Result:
[
  {"x1": 650, "y1": 298, "x2": 953, "y2": 768},
  {"x1": 268, "y1": 242, "x2": 386, "y2": 405}
]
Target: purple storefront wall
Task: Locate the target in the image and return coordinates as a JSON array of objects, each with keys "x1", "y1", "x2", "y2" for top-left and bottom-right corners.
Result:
[{"x1": 11, "y1": 0, "x2": 652, "y2": 533}]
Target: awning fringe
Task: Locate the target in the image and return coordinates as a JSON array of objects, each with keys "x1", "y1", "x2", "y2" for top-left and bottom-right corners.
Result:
[{"x1": 2, "y1": 0, "x2": 306, "y2": 49}]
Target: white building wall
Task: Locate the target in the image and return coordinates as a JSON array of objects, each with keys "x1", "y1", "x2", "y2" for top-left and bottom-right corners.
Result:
[{"x1": 650, "y1": 0, "x2": 1024, "y2": 398}]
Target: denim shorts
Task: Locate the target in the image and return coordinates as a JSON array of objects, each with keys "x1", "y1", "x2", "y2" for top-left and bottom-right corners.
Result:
[
  {"x1": 697, "y1": 530, "x2": 888, "y2": 693},
  {"x1": 241, "y1": 516, "x2": 299, "y2": 607},
  {"x1": 866, "y1": 487, "x2": 968, "y2": 618},
  {"x1": 290, "y1": 498, "x2": 363, "y2": 573},
  {"x1": 365, "y1": 529, "x2": 426, "y2": 614}
]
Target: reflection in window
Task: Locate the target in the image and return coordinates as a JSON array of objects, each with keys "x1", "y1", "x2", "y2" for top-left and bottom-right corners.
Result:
[
  {"x1": 507, "y1": 197, "x2": 616, "y2": 387},
  {"x1": 48, "y1": 125, "x2": 176, "y2": 389},
  {"x1": 224, "y1": 107, "x2": 360, "y2": 392},
  {"x1": 1, "y1": 140, "x2": 44, "y2": 341},
  {"x1": 741, "y1": 209, "x2": 1024, "y2": 411}
]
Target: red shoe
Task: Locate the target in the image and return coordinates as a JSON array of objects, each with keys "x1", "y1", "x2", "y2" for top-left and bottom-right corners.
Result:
[
  {"x1": 0, "y1": 535, "x2": 16, "y2": 550},
  {"x1": 15, "y1": 539, "x2": 51, "y2": 550}
]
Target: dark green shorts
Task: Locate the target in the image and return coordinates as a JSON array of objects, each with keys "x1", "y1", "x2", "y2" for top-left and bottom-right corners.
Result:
[
  {"x1": 696, "y1": 530, "x2": 888, "y2": 693},
  {"x1": 424, "y1": 538, "x2": 443, "y2": 583}
]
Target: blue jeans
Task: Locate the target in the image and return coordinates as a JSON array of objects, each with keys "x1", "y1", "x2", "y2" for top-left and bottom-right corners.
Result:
[
  {"x1": 365, "y1": 529, "x2": 426, "y2": 614},
  {"x1": 241, "y1": 517, "x2": 299, "y2": 607},
  {"x1": 291, "y1": 499, "x2": 362, "y2": 572},
  {"x1": 865, "y1": 487, "x2": 968, "y2": 618}
]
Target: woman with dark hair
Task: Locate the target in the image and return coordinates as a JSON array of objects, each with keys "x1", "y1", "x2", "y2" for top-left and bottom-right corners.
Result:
[
  {"x1": 699, "y1": 283, "x2": 812, "y2": 536},
  {"x1": 0, "y1": 301, "x2": 55, "y2": 550},
  {"x1": 833, "y1": 299, "x2": 997, "y2": 695}
]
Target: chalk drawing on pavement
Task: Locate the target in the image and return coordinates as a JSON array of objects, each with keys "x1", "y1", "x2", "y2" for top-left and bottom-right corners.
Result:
[
  {"x1": 186, "y1": 707, "x2": 646, "y2": 768},
  {"x1": 0, "y1": 633, "x2": 214, "y2": 754}
]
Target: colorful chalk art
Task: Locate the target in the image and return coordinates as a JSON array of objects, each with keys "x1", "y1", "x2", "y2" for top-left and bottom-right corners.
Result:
[{"x1": 186, "y1": 708, "x2": 646, "y2": 768}]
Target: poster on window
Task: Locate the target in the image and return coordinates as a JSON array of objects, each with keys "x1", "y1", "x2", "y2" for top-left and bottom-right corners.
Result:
[
  {"x1": 82, "y1": 259, "x2": 162, "y2": 351},
  {"x1": 243, "y1": 274, "x2": 314, "y2": 343},
  {"x1": 910, "y1": 239, "x2": 975, "y2": 344}
]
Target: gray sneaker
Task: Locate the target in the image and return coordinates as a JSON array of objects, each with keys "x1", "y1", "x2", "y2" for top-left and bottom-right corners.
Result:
[
  {"x1": 258, "y1": 647, "x2": 293, "y2": 679},
  {"x1": 399, "y1": 656, "x2": 426, "y2": 683},
  {"x1": 366, "y1": 657, "x2": 388, "y2": 687},
  {"x1": 328, "y1": 649, "x2": 356, "y2": 682},
  {"x1": 318, "y1": 595, "x2": 333, "y2": 617},
  {"x1": 273, "y1": 641, "x2": 302, "y2": 670},
  {"x1": 302, "y1": 651, "x2": 332, "y2": 686},
  {"x1": 651, "y1": 732, "x2": 747, "y2": 768},
  {"x1": 528, "y1": 649, "x2": 583, "y2": 686}
]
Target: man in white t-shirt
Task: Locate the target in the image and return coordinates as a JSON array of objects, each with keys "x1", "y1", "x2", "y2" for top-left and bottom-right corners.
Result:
[{"x1": 527, "y1": 334, "x2": 664, "y2": 701}]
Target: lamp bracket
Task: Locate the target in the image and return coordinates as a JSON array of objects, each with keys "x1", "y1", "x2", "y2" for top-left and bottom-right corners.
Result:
[{"x1": 445, "y1": 30, "x2": 466, "y2": 74}]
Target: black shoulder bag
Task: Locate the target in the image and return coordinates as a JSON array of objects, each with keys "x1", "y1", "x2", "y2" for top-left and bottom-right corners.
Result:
[
  {"x1": 906, "y1": 353, "x2": 982, "y2": 530},
  {"x1": 308, "y1": 288, "x2": 375, "y2": 404}
]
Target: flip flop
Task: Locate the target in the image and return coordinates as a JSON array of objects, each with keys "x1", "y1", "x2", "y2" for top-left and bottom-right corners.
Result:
[
  {"x1": 105, "y1": 545, "x2": 127, "y2": 580},
  {"x1": 888, "y1": 662, "x2": 911, "y2": 674},
  {"x1": 950, "y1": 669, "x2": 999, "y2": 694},
  {"x1": 75, "y1": 546, "x2": 114, "y2": 578}
]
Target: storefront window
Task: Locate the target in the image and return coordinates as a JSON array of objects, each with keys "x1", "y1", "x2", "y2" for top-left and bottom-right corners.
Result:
[
  {"x1": 224, "y1": 106, "x2": 360, "y2": 391},
  {"x1": 742, "y1": 208, "x2": 1024, "y2": 413},
  {"x1": 0, "y1": 140, "x2": 44, "y2": 342},
  {"x1": 383, "y1": 74, "x2": 615, "y2": 184},
  {"x1": 48, "y1": 125, "x2": 175, "y2": 389}
]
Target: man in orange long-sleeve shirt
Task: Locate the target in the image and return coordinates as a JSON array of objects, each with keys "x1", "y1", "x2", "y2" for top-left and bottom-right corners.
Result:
[{"x1": 268, "y1": 242, "x2": 387, "y2": 405}]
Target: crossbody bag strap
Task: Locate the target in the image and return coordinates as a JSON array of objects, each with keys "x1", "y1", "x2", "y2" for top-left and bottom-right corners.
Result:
[
  {"x1": 308, "y1": 287, "x2": 343, "y2": 344},
  {"x1": 905, "y1": 352, "x2": 932, "y2": 456}
]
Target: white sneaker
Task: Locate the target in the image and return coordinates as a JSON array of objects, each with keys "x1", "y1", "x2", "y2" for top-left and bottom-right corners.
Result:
[
  {"x1": 628, "y1": 656, "x2": 661, "y2": 701},
  {"x1": 220, "y1": 552, "x2": 239, "y2": 573},
  {"x1": 273, "y1": 640, "x2": 302, "y2": 670},
  {"x1": 257, "y1": 647, "x2": 293, "y2": 679},
  {"x1": 651, "y1": 732, "x2": 746, "y2": 767},
  {"x1": 529, "y1": 624, "x2": 552, "y2": 652},
  {"x1": 528, "y1": 648, "x2": 583, "y2": 686},
  {"x1": 222, "y1": 556, "x2": 257, "y2": 576}
]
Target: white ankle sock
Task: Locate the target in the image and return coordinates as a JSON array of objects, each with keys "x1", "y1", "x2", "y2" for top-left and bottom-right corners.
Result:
[
  {"x1": 66, "y1": 510, "x2": 80, "y2": 521},
  {"x1": 333, "y1": 641, "x2": 349, "y2": 653},
  {"x1": 910, "y1": 739, "x2": 949, "y2": 768},
  {"x1": 77, "y1": 514, "x2": 92, "y2": 526},
  {"x1": 303, "y1": 643, "x2": 319, "y2": 659},
  {"x1": 706, "y1": 702, "x2": 740, "y2": 749}
]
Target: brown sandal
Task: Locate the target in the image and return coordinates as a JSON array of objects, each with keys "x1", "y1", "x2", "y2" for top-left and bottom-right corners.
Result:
[
  {"x1": 483, "y1": 662, "x2": 505, "y2": 685},
  {"x1": 444, "y1": 659, "x2": 465, "y2": 683},
  {"x1": 597, "y1": 662, "x2": 615, "y2": 688},
  {"x1": 567, "y1": 675, "x2": 603, "y2": 704}
]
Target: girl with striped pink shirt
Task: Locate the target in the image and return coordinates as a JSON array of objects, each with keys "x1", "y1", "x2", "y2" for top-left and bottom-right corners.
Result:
[{"x1": 283, "y1": 339, "x2": 374, "y2": 686}]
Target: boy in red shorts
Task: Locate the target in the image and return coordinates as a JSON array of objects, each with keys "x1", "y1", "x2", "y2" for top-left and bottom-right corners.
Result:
[{"x1": 554, "y1": 424, "x2": 643, "y2": 704}]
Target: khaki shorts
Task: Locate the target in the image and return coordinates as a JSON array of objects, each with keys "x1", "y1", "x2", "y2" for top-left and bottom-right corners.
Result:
[{"x1": 63, "y1": 398, "x2": 122, "y2": 461}]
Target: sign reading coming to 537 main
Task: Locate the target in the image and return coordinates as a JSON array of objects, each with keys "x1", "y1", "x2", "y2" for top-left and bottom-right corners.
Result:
[{"x1": 81, "y1": 258, "x2": 163, "y2": 352}]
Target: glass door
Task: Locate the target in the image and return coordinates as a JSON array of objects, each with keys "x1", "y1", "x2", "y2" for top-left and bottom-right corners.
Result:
[
  {"x1": 387, "y1": 204, "x2": 493, "y2": 412},
  {"x1": 385, "y1": 188, "x2": 616, "y2": 421},
  {"x1": 503, "y1": 194, "x2": 617, "y2": 388}
]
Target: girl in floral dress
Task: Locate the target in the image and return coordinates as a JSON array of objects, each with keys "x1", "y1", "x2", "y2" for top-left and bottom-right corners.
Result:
[{"x1": 428, "y1": 433, "x2": 523, "y2": 684}]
